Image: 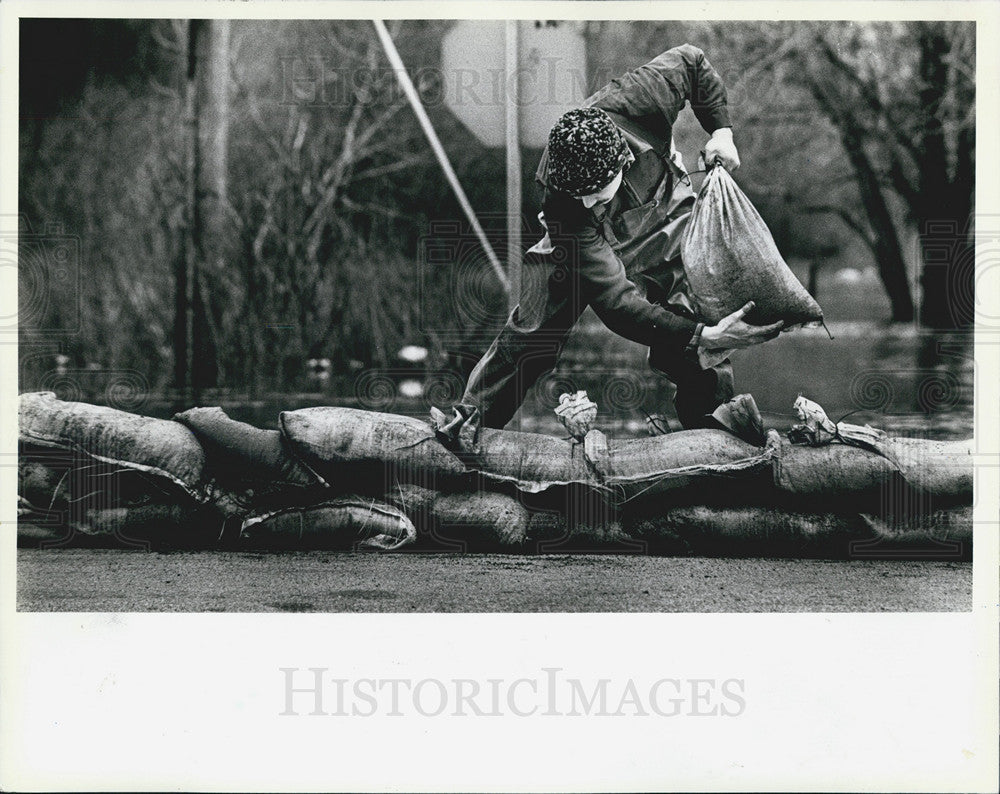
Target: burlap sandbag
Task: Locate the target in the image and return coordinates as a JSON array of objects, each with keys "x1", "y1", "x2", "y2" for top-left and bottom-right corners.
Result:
[
  {"x1": 17, "y1": 517, "x2": 72, "y2": 547},
  {"x1": 603, "y1": 430, "x2": 771, "y2": 499},
  {"x1": 18, "y1": 443, "x2": 196, "y2": 514},
  {"x1": 625, "y1": 504, "x2": 867, "y2": 556},
  {"x1": 239, "y1": 498, "x2": 416, "y2": 550},
  {"x1": 19, "y1": 392, "x2": 207, "y2": 500},
  {"x1": 876, "y1": 437, "x2": 974, "y2": 499},
  {"x1": 624, "y1": 503, "x2": 972, "y2": 559},
  {"x1": 469, "y1": 426, "x2": 770, "y2": 497},
  {"x1": 18, "y1": 502, "x2": 205, "y2": 549},
  {"x1": 18, "y1": 453, "x2": 73, "y2": 511},
  {"x1": 280, "y1": 407, "x2": 470, "y2": 493},
  {"x1": 384, "y1": 484, "x2": 532, "y2": 550},
  {"x1": 17, "y1": 437, "x2": 209, "y2": 548},
  {"x1": 280, "y1": 407, "x2": 772, "y2": 498},
  {"x1": 175, "y1": 406, "x2": 321, "y2": 489},
  {"x1": 681, "y1": 166, "x2": 824, "y2": 327},
  {"x1": 773, "y1": 436, "x2": 973, "y2": 501},
  {"x1": 858, "y1": 504, "x2": 972, "y2": 556},
  {"x1": 432, "y1": 491, "x2": 532, "y2": 549}
]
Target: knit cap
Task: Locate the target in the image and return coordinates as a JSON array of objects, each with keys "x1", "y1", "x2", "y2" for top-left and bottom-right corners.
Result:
[{"x1": 546, "y1": 107, "x2": 631, "y2": 197}]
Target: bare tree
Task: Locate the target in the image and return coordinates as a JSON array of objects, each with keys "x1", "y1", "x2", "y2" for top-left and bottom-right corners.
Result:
[
  {"x1": 227, "y1": 21, "x2": 427, "y2": 393},
  {"x1": 794, "y1": 22, "x2": 974, "y2": 326}
]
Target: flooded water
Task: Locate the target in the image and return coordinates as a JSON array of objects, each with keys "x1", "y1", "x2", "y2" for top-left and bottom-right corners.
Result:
[
  {"x1": 508, "y1": 319, "x2": 974, "y2": 440},
  {"x1": 135, "y1": 320, "x2": 973, "y2": 442}
]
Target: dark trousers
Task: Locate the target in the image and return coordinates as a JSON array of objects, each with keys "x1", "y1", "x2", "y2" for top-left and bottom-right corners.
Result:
[{"x1": 461, "y1": 249, "x2": 734, "y2": 430}]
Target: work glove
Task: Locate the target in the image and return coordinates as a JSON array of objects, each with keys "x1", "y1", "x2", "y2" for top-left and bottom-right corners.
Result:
[{"x1": 702, "y1": 127, "x2": 740, "y2": 171}]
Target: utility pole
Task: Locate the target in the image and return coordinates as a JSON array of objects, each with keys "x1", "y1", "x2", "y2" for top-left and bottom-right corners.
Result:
[
  {"x1": 176, "y1": 19, "x2": 230, "y2": 409},
  {"x1": 505, "y1": 21, "x2": 522, "y2": 313}
]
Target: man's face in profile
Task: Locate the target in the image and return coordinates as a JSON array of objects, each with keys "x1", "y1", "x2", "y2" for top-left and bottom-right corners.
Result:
[{"x1": 579, "y1": 169, "x2": 623, "y2": 208}]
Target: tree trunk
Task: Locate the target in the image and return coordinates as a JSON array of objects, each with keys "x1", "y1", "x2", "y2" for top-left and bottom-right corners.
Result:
[
  {"x1": 174, "y1": 23, "x2": 195, "y2": 407},
  {"x1": 806, "y1": 77, "x2": 915, "y2": 322},
  {"x1": 841, "y1": 128, "x2": 914, "y2": 323},
  {"x1": 915, "y1": 24, "x2": 974, "y2": 329},
  {"x1": 176, "y1": 19, "x2": 231, "y2": 402}
]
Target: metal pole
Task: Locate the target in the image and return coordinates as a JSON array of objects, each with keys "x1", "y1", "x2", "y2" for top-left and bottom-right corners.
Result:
[
  {"x1": 372, "y1": 20, "x2": 510, "y2": 294},
  {"x1": 505, "y1": 20, "x2": 522, "y2": 314}
]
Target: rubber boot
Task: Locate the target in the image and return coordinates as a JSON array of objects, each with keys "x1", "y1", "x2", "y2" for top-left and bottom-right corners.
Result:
[{"x1": 429, "y1": 403, "x2": 483, "y2": 465}]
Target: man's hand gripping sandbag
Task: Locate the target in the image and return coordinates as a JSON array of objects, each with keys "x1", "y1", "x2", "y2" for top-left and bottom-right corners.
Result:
[{"x1": 681, "y1": 165, "x2": 826, "y2": 351}]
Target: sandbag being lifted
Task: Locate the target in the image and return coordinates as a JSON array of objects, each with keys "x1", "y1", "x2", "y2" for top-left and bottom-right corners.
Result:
[{"x1": 681, "y1": 166, "x2": 825, "y2": 328}]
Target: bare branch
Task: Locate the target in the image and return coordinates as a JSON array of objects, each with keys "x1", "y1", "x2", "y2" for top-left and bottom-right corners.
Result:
[
  {"x1": 228, "y1": 58, "x2": 294, "y2": 168},
  {"x1": 151, "y1": 21, "x2": 183, "y2": 55},
  {"x1": 291, "y1": 113, "x2": 309, "y2": 157},
  {"x1": 340, "y1": 196, "x2": 408, "y2": 219},
  {"x1": 731, "y1": 26, "x2": 814, "y2": 87},
  {"x1": 149, "y1": 77, "x2": 180, "y2": 99},
  {"x1": 350, "y1": 101, "x2": 407, "y2": 155},
  {"x1": 301, "y1": 86, "x2": 368, "y2": 250},
  {"x1": 801, "y1": 204, "x2": 876, "y2": 252},
  {"x1": 814, "y1": 33, "x2": 922, "y2": 162},
  {"x1": 351, "y1": 154, "x2": 428, "y2": 182},
  {"x1": 325, "y1": 25, "x2": 369, "y2": 63}
]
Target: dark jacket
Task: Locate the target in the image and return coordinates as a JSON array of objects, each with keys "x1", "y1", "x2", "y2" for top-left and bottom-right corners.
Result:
[{"x1": 533, "y1": 44, "x2": 731, "y2": 349}]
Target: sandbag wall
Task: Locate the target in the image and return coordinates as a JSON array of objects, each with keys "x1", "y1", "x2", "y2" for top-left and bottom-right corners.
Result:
[{"x1": 16, "y1": 392, "x2": 974, "y2": 558}]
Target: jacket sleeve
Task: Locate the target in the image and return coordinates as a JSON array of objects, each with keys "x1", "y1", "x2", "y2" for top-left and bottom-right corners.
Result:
[
  {"x1": 591, "y1": 44, "x2": 731, "y2": 136},
  {"x1": 574, "y1": 223, "x2": 699, "y2": 348}
]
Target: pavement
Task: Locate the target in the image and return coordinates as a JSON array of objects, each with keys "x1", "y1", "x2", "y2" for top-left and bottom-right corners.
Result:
[{"x1": 17, "y1": 550, "x2": 972, "y2": 612}]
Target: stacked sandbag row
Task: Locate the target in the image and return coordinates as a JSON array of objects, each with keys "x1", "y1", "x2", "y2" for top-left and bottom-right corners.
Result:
[
  {"x1": 17, "y1": 394, "x2": 417, "y2": 551},
  {"x1": 16, "y1": 392, "x2": 974, "y2": 558},
  {"x1": 277, "y1": 406, "x2": 973, "y2": 557},
  {"x1": 18, "y1": 392, "x2": 212, "y2": 548},
  {"x1": 279, "y1": 406, "x2": 774, "y2": 498}
]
